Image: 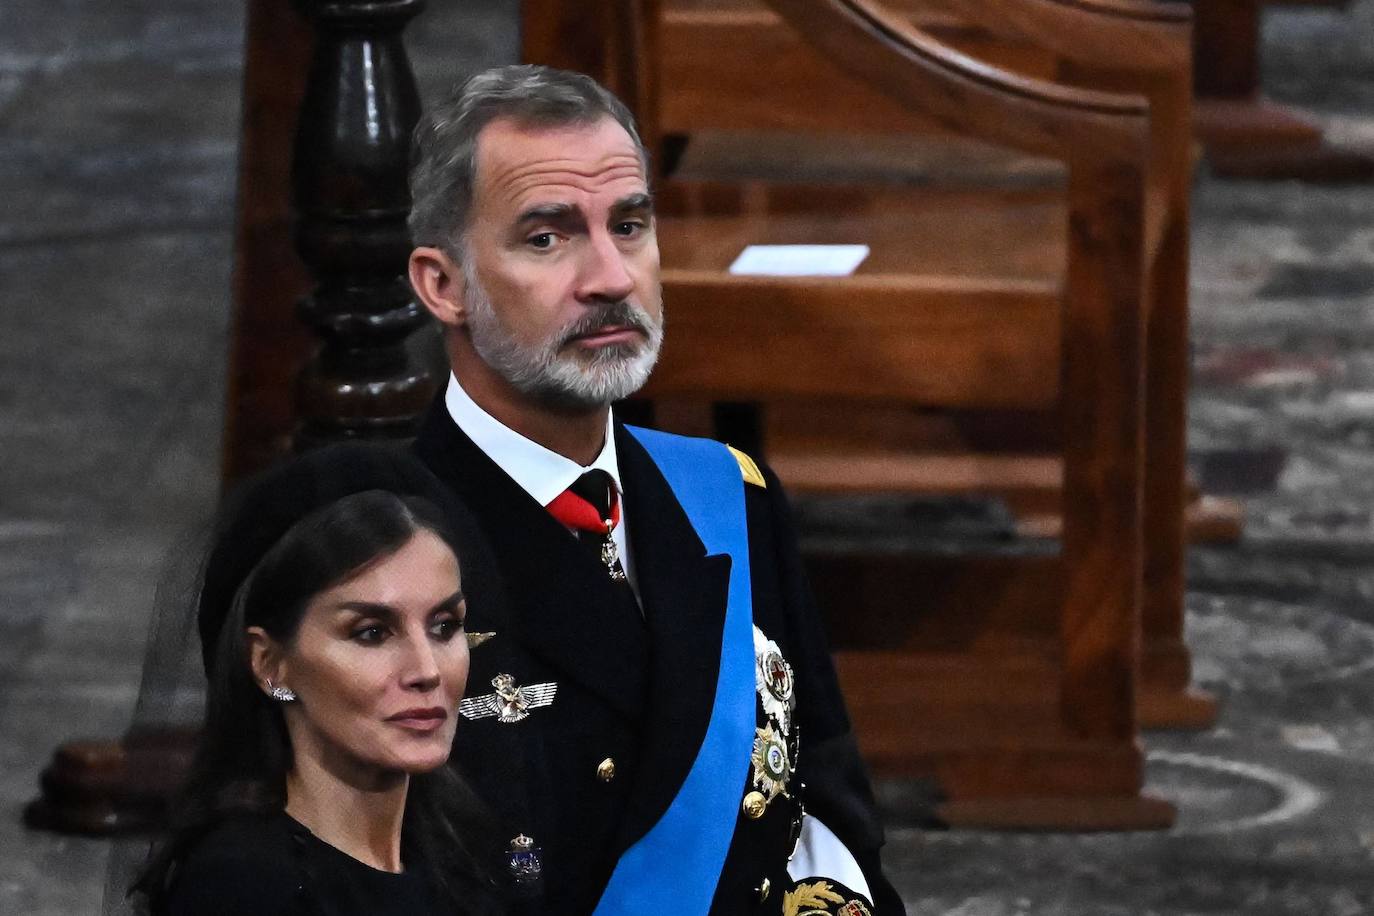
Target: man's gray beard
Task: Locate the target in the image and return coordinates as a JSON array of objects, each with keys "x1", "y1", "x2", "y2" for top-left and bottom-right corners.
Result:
[{"x1": 462, "y1": 262, "x2": 664, "y2": 413}]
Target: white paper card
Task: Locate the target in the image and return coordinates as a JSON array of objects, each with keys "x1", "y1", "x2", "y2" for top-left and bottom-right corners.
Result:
[{"x1": 727, "y1": 244, "x2": 869, "y2": 277}]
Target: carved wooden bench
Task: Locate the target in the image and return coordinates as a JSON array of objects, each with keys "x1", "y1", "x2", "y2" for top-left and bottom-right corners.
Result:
[
  {"x1": 528, "y1": 0, "x2": 1228, "y2": 738},
  {"x1": 524, "y1": 0, "x2": 1193, "y2": 827}
]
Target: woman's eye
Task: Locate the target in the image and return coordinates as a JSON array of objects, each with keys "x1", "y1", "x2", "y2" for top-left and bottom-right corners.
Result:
[
  {"x1": 351, "y1": 624, "x2": 387, "y2": 644},
  {"x1": 430, "y1": 618, "x2": 464, "y2": 641}
]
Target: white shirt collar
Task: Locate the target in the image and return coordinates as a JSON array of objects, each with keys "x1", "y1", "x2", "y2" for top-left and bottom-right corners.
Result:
[{"x1": 444, "y1": 373, "x2": 621, "y2": 507}]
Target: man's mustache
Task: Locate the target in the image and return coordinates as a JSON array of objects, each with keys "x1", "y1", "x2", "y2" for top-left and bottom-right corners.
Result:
[{"x1": 559, "y1": 301, "x2": 657, "y2": 346}]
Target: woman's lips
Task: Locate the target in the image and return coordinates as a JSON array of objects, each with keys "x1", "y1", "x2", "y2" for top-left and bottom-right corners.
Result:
[{"x1": 387, "y1": 707, "x2": 448, "y2": 732}]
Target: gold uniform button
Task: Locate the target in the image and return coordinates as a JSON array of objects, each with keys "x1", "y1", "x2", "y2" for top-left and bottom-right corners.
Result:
[
  {"x1": 741, "y1": 790, "x2": 767, "y2": 819},
  {"x1": 596, "y1": 757, "x2": 616, "y2": 782},
  {"x1": 757, "y1": 877, "x2": 771, "y2": 902}
]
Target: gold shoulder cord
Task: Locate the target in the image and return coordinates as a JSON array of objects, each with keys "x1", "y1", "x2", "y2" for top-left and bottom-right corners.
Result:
[{"x1": 727, "y1": 445, "x2": 767, "y2": 489}]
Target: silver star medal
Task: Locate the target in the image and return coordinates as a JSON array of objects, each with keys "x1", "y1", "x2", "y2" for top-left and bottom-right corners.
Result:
[
  {"x1": 459, "y1": 673, "x2": 557, "y2": 724},
  {"x1": 752, "y1": 626, "x2": 796, "y2": 735},
  {"x1": 750, "y1": 720, "x2": 794, "y2": 802}
]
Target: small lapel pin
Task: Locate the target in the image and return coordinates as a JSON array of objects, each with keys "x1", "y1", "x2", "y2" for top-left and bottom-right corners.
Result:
[
  {"x1": 466, "y1": 631, "x2": 496, "y2": 649},
  {"x1": 506, "y1": 834, "x2": 544, "y2": 894}
]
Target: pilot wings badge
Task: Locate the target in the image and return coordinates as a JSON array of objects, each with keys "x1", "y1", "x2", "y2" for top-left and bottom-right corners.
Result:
[{"x1": 459, "y1": 673, "x2": 557, "y2": 724}]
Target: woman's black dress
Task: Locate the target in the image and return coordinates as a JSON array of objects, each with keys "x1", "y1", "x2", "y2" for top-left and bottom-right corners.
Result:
[{"x1": 164, "y1": 813, "x2": 446, "y2": 916}]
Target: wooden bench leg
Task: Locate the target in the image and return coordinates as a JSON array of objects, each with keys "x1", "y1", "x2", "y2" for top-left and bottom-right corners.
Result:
[{"x1": 1193, "y1": 0, "x2": 1374, "y2": 181}]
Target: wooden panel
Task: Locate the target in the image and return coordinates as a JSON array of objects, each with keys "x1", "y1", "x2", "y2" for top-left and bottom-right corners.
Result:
[
  {"x1": 839, "y1": 650, "x2": 1067, "y2": 746},
  {"x1": 659, "y1": 7, "x2": 1056, "y2": 137},
  {"x1": 753, "y1": 0, "x2": 1149, "y2": 163},
  {"x1": 674, "y1": 128, "x2": 1065, "y2": 190},
  {"x1": 766, "y1": 404, "x2": 1061, "y2": 454},
  {"x1": 808, "y1": 551, "x2": 1064, "y2": 650},
  {"x1": 832, "y1": 649, "x2": 1167, "y2": 823},
  {"x1": 917, "y1": 0, "x2": 1191, "y2": 72},
  {"x1": 658, "y1": 181, "x2": 1069, "y2": 281},
  {"x1": 646, "y1": 271, "x2": 1060, "y2": 407},
  {"x1": 774, "y1": 451, "x2": 1061, "y2": 494}
]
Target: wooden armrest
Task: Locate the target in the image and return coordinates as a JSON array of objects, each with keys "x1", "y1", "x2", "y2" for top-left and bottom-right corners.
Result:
[
  {"x1": 760, "y1": 0, "x2": 1148, "y2": 164},
  {"x1": 917, "y1": 0, "x2": 1191, "y2": 72}
]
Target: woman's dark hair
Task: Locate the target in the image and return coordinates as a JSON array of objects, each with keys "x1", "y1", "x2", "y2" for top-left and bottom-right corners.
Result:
[{"x1": 132, "y1": 448, "x2": 502, "y2": 914}]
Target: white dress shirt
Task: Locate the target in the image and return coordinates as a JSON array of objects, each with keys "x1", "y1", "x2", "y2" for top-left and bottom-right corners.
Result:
[{"x1": 444, "y1": 373, "x2": 638, "y2": 595}]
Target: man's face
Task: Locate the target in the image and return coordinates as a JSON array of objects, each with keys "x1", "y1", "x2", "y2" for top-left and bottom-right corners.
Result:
[{"x1": 460, "y1": 116, "x2": 663, "y2": 412}]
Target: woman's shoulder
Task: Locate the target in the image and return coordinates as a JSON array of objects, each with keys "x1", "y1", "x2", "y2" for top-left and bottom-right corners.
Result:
[{"x1": 164, "y1": 813, "x2": 305, "y2": 916}]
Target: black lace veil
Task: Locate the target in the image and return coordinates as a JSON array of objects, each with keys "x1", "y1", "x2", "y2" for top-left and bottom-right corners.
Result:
[{"x1": 101, "y1": 442, "x2": 502, "y2": 915}]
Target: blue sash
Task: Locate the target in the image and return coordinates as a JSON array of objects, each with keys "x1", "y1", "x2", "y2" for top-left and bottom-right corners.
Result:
[{"x1": 591, "y1": 427, "x2": 756, "y2": 916}]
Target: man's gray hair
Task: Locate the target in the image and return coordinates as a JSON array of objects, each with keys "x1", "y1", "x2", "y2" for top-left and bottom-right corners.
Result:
[{"x1": 408, "y1": 64, "x2": 649, "y2": 257}]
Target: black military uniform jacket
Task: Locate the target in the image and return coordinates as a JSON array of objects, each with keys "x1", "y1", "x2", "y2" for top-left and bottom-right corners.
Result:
[{"x1": 414, "y1": 404, "x2": 903, "y2": 915}]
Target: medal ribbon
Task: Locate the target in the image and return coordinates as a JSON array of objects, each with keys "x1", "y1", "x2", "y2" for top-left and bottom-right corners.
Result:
[
  {"x1": 546, "y1": 486, "x2": 622, "y2": 532},
  {"x1": 592, "y1": 427, "x2": 756, "y2": 916}
]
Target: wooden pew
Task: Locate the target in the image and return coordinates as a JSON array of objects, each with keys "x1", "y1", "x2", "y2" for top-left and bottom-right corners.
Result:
[
  {"x1": 1192, "y1": 0, "x2": 1374, "y2": 181},
  {"x1": 895, "y1": 0, "x2": 1215, "y2": 730},
  {"x1": 526, "y1": 0, "x2": 1179, "y2": 828},
  {"x1": 528, "y1": 0, "x2": 1225, "y2": 733}
]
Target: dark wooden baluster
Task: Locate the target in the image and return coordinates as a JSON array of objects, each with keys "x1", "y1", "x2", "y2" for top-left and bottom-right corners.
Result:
[
  {"x1": 221, "y1": 1, "x2": 314, "y2": 486},
  {"x1": 292, "y1": 0, "x2": 434, "y2": 450},
  {"x1": 1191, "y1": 0, "x2": 1374, "y2": 181}
]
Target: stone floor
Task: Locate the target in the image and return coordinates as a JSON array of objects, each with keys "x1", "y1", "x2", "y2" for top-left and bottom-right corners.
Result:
[{"x1": 3, "y1": 1, "x2": 1374, "y2": 914}]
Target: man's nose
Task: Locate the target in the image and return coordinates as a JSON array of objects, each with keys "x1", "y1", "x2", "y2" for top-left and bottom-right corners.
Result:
[{"x1": 575, "y1": 231, "x2": 635, "y2": 303}]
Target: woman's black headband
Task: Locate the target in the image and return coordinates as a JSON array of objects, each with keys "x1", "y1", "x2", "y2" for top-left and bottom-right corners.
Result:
[{"x1": 196, "y1": 444, "x2": 473, "y2": 676}]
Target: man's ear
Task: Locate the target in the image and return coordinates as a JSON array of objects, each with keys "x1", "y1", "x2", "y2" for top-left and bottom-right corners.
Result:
[
  {"x1": 409, "y1": 246, "x2": 468, "y2": 328},
  {"x1": 246, "y1": 626, "x2": 288, "y2": 698}
]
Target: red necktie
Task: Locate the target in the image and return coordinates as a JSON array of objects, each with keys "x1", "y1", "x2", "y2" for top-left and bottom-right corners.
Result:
[{"x1": 546, "y1": 470, "x2": 627, "y2": 582}]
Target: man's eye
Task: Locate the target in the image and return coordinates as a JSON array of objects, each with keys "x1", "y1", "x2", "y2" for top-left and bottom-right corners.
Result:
[
  {"x1": 614, "y1": 220, "x2": 645, "y2": 237},
  {"x1": 528, "y1": 232, "x2": 555, "y2": 249}
]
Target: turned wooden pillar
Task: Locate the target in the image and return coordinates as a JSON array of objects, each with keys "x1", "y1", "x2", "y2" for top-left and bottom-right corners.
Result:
[
  {"x1": 1192, "y1": 0, "x2": 1262, "y2": 100},
  {"x1": 292, "y1": 0, "x2": 435, "y2": 449}
]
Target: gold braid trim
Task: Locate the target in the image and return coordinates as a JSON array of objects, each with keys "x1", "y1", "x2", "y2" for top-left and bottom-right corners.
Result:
[
  {"x1": 782, "y1": 880, "x2": 845, "y2": 916},
  {"x1": 781, "y1": 879, "x2": 875, "y2": 916}
]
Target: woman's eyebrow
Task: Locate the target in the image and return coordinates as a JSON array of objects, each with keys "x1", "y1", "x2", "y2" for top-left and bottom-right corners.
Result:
[
  {"x1": 333, "y1": 590, "x2": 463, "y2": 618},
  {"x1": 430, "y1": 590, "x2": 465, "y2": 614},
  {"x1": 334, "y1": 601, "x2": 399, "y2": 620}
]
